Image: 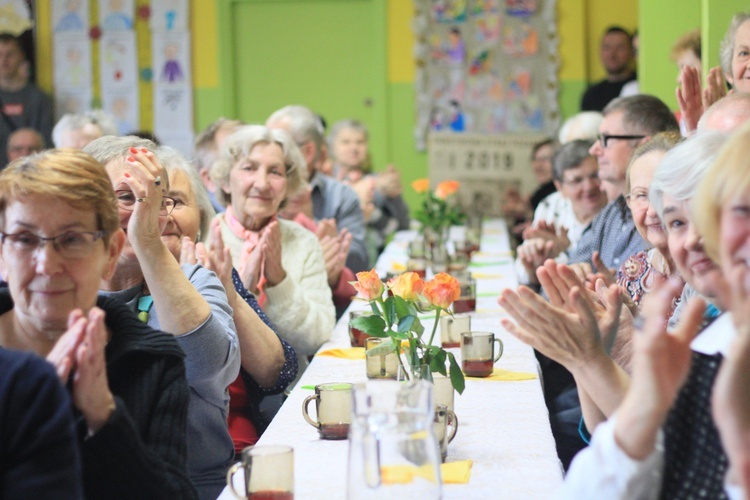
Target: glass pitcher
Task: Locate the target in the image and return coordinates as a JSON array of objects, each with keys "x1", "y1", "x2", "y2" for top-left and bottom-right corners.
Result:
[{"x1": 347, "y1": 380, "x2": 442, "y2": 499}]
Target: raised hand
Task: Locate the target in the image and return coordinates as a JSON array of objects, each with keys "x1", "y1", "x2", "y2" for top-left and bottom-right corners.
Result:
[
  {"x1": 319, "y1": 234, "x2": 344, "y2": 287},
  {"x1": 119, "y1": 149, "x2": 167, "y2": 251},
  {"x1": 702, "y1": 66, "x2": 728, "y2": 112},
  {"x1": 713, "y1": 268, "x2": 750, "y2": 494},
  {"x1": 676, "y1": 65, "x2": 704, "y2": 134},
  {"x1": 261, "y1": 220, "x2": 286, "y2": 287},
  {"x1": 614, "y1": 283, "x2": 704, "y2": 459},
  {"x1": 517, "y1": 239, "x2": 555, "y2": 284},
  {"x1": 46, "y1": 309, "x2": 87, "y2": 382},
  {"x1": 196, "y1": 219, "x2": 239, "y2": 308},
  {"x1": 590, "y1": 250, "x2": 617, "y2": 287},
  {"x1": 179, "y1": 236, "x2": 197, "y2": 265},
  {"x1": 72, "y1": 307, "x2": 116, "y2": 434}
]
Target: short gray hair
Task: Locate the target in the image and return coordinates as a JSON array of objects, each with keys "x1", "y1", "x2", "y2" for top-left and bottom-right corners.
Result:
[
  {"x1": 649, "y1": 131, "x2": 727, "y2": 222},
  {"x1": 82, "y1": 135, "x2": 166, "y2": 188},
  {"x1": 603, "y1": 95, "x2": 679, "y2": 136},
  {"x1": 157, "y1": 145, "x2": 215, "y2": 242},
  {"x1": 193, "y1": 117, "x2": 243, "y2": 173},
  {"x1": 720, "y1": 12, "x2": 750, "y2": 78},
  {"x1": 552, "y1": 139, "x2": 594, "y2": 182},
  {"x1": 210, "y1": 125, "x2": 306, "y2": 209},
  {"x1": 266, "y1": 105, "x2": 325, "y2": 149},
  {"x1": 52, "y1": 109, "x2": 118, "y2": 147}
]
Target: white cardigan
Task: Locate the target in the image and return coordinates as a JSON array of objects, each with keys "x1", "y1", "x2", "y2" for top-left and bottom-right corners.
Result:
[{"x1": 218, "y1": 216, "x2": 335, "y2": 378}]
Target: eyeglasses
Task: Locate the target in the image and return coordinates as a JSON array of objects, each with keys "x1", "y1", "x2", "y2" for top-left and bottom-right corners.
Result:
[
  {"x1": 562, "y1": 172, "x2": 600, "y2": 186},
  {"x1": 115, "y1": 190, "x2": 177, "y2": 215},
  {"x1": 596, "y1": 134, "x2": 646, "y2": 148},
  {"x1": 0, "y1": 230, "x2": 107, "y2": 259},
  {"x1": 625, "y1": 190, "x2": 650, "y2": 208}
]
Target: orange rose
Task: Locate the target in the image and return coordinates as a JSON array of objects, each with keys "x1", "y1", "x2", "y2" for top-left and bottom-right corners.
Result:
[
  {"x1": 435, "y1": 180, "x2": 460, "y2": 200},
  {"x1": 411, "y1": 178, "x2": 430, "y2": 194},
  {"x1": 421, "y1": 273, "x2": 460, "y2": 309},
  {"x1": 351, "y1": 269, "x2": 384, "y2": 300},
  {"x1": 387, "y1": 272, "x2": 425, "y2": 301}
]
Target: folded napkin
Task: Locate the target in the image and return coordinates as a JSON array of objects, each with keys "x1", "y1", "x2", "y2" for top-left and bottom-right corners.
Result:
[
  {"x1": 315, "y1": 347, "x2": 366, "y2": 360},
  {"x1": 442, "y1": 460, "x2": 473, "y2": 484},
  {"x1": 465, "y1": 368, "x2": 537, "y2": 381},
  {"x1": 380, "y1": 460, "x2": 473, "y2": 485},
  {"x1": 477, "y1": 291, "x2": 501, "y2": 298},
  {"x1": 471, "y1": 272, "x2": 505, "y2": 279},
  {"x1": 391, "y1": 261, "x2": 407, "y2": 271}
]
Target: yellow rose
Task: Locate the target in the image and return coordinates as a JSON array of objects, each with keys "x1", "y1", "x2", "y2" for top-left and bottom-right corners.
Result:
[
  {"x1": 387, "y1": 272, "x2": 425, "y2": 301},
  {"x1": 435, "y1": 180, "x2": 460, "y2": 200},
  {"x1": 421, "y1": 273, "x2": 460, "y2": 309},
  {"x1": 351, "y1": 269, "x2": 384, "y2": 300}
]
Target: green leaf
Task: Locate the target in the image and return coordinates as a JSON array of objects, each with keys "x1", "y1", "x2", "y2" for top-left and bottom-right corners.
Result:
[
  {"x1": 370, "y1": 302, "x2": 380, "y2": 316},
  {"x1": 393, "y1": 295, "x2": 411, "y2": 319},
  {"x1": 351, "y1": 315, "x2": 386, "y2": 337},
  {"x1": 447, "y1": 353, "x2": 465, "y2": 395},
  {"x1": 383, "y1": 296, "x2": 396, "y2": 326},
  {"x1": 408, "y1": 338, "x2": 419, "y2": 366},
  {"x1": 366, "y1": 337, "x2": 397, "y2": 357},
  {"x1": 428, "y1": 347, "x2": 447, "y2": 376},
  {"x1": 397, "y1": 315, "x2": 416, "y2": 333},
  {"x1": 388, "y1": 330, "x2": 409, "y2": 340}
]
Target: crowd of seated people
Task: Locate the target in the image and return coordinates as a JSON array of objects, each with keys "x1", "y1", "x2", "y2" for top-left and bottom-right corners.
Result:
[{"x1": 2, "y1": 12, "x2": 750, "y2": 500}]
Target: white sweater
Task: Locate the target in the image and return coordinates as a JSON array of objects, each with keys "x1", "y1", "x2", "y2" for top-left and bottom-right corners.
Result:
[{"x1": 218, "y1": 216, "x2": 335, "y2": 380}]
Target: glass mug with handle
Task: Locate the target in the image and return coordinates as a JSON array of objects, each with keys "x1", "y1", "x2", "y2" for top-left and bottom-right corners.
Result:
[
  {"x1": 434, "y1": 403, "x2": 459, "y2": 462},
  {"x1": 226, "y1": 445, "x2": 294, "y2": 500},
  {"x1": 302, "y1": 382, "x2": 353, "y2": 440},
  {"x1": 460, "y1": 331, "x2": 503, "y2": 377}
]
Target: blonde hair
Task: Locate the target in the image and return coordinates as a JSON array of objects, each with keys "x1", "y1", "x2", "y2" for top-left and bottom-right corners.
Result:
[
  {"x1": 0, "y1": 149, "x2": 119, "y2": 243},
  {"x1": 670, "y1": 28, "x2": 701, "y2": 62},
  {"x1": 625, "y1": 131, "x2": 683, "y2": 194},
  {"x1": 210, "y1": 125, "x2": 306, "y2": 209},
  {"x1": 694, "y1": 121, "x2": 750, "y2": 262}
]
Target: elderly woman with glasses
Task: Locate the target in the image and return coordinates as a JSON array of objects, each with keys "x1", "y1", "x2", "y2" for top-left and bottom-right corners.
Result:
[
  {"x1": 0, "y1": 149, "x2": 196, "y2": 498},
  {"x1": 157, "y1": 145, "x2": 298, "y2": 454},
  {"x1": 211, "y1": 125, "x2": 334, "y2": 381},
  {"x1": 83, "y1": 137, "x2": 240, "y2": 500}
]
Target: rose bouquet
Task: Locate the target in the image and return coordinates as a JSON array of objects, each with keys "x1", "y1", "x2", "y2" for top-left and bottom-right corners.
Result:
[
  {"x1": 350, "y1": 270, "x2": 465, "y2": 394},
  {"x1": 412, "y1": 179, "x2": 466, "y2": 243}
]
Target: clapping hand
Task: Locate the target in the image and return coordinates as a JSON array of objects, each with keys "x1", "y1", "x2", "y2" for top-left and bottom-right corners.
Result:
[{"x1": 260, "y1": 220, "x2": 286, "y2": 287}]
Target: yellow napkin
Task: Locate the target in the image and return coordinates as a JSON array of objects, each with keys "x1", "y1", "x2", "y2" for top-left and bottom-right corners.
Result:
[
  {"x1": 391, "y1": 261, "x2": 407, "y2": 271},
  {"x1": 465, "y1": 368, "x2": 537, "y2": 381},
  {"x1": 442, "y1": 460, "x2": 473, "y2": 483},
  {"x1": 315, "y1": 347, "x2": 366, "y2": 360},
  {"x1": 380, "y1": 460, "x2": 473, "y2": 485},
  {"x1": 471, "y1": 272, "x2": 505, "y2": 279}
]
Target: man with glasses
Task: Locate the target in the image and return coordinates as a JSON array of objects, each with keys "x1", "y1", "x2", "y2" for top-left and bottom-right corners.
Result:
[{"x1": 568, "y1": 94, "x2": 679, "y2": 272}]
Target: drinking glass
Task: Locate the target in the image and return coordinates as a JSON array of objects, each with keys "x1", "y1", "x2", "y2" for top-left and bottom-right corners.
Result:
[
  {"x1": 302, "y1": 383, "x2": 353, "y2": 440},
  {"x1": 460, "y1": 331, "x2": 503, "y2": 377},
  {"x1": 226, "y1": 445, "x2": 294, "y2": 499}
]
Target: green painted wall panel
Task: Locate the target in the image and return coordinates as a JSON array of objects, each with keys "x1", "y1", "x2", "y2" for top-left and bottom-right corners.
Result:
[
  {"x1": 639, "y1": 0, "x2": 701, "y2": 109},
  {"x1": 386, "y1": 82, "x2": 426, "y2": 212},
  {"x1": 702, "y1": 0, "x2": 748, "y2": 74},
  {"x1": 558, "y1": 79, "x2": 588, "y2": 121},
  {"x1": 193, "y1": 87, "x2": 225, "y2": 133}
]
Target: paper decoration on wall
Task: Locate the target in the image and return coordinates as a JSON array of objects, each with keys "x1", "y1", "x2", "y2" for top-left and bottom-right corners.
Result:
[
  {"x1": 52, "y1": 31, "x2": 92, "y2": 119},
  {"x1": 150, "y1": 0, "x2": 187, "y2": 31},
  {"x1": 99, "y1": 31, "x2": 138, "y2": 133},
  {"x1": 414, "y1": 0, "x2": 558, "y2": 150},
  {"x1": 99, "y1": 0, "x2": 134, "y2": 31},
  {"x1": 151, "y1": 20, "x2": 193, "y2": 156},
  {"x1": 53, "y1": 0, "x2": 89, "y2": 33},
  {"x1": 0, "y1": 0, "x2": 32, "y2": 35}
]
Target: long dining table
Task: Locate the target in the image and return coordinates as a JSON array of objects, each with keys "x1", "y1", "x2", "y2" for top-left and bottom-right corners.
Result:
[{"x1": 220, "y1": 219, "x2": 564, "y2": 499}]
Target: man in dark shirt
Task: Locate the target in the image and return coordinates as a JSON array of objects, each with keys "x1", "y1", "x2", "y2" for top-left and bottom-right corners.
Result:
[
  {"x1": 581, "y1": 27, "x2": 637, "y2": 112},
  {"x1": 0, "y1": 34, "x2": 53, "y2": 166}
]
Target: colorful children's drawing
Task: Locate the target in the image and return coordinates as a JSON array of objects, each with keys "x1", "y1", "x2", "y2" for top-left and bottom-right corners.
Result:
[
  {"x1": 472, "y1": 0, "x2": 499, "y2": 16},
  {"x1": 101, "y1": 0, "x2": 134, "y2": 31},
  {"x1": 474, "y1": 16, "x2": 501, "y2": 45},
  {"x1": 162, "y1": 44, "x2": 184, "y2": 83},
  {"x1": 55, "y1": 0, "x2": 86, "y2": 32},
  {"x1": 507, "y1": 68, "x2": 532, "y2": 99},
  {"x1": 468, "y1": 50, "x2": 490, "y2": 76},
  {"x1": 505, "y1": 0, "x2": 537, "y2": 17},
  {"x1": 432, "y1": 0, "x2": 467, "y2": 23},
  {"x1": 502, "y1": 23, "x2": 538, "y2": 57}
]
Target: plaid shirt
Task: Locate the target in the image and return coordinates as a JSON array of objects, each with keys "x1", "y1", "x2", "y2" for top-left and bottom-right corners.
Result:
[{"x1": 568, "y1": 194, "x2": 648, "y2": 270}]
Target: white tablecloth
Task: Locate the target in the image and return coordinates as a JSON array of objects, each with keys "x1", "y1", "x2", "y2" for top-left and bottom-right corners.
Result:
[{"x1": 219, "y1": 220, "x2": 563, "y2": 499}]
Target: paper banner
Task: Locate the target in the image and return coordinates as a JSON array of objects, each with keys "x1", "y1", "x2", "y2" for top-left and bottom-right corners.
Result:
[
  {"x1": 101, "y1": 88, "x2": 139, "y2": 135},
  {"x1": 152, "y1": 31, "x2": 191, "y2": 85},
  {"x1": 99, "y1": 31, "x2": 138, "y2": 88},
  {"x1": 53, "y1": 33, "x2": 92, "y2": 89}
]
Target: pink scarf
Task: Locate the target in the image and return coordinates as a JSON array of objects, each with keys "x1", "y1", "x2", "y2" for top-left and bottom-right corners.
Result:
[{"x1": 224, "y1": 206, "x2": 275, "y2": 306}]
